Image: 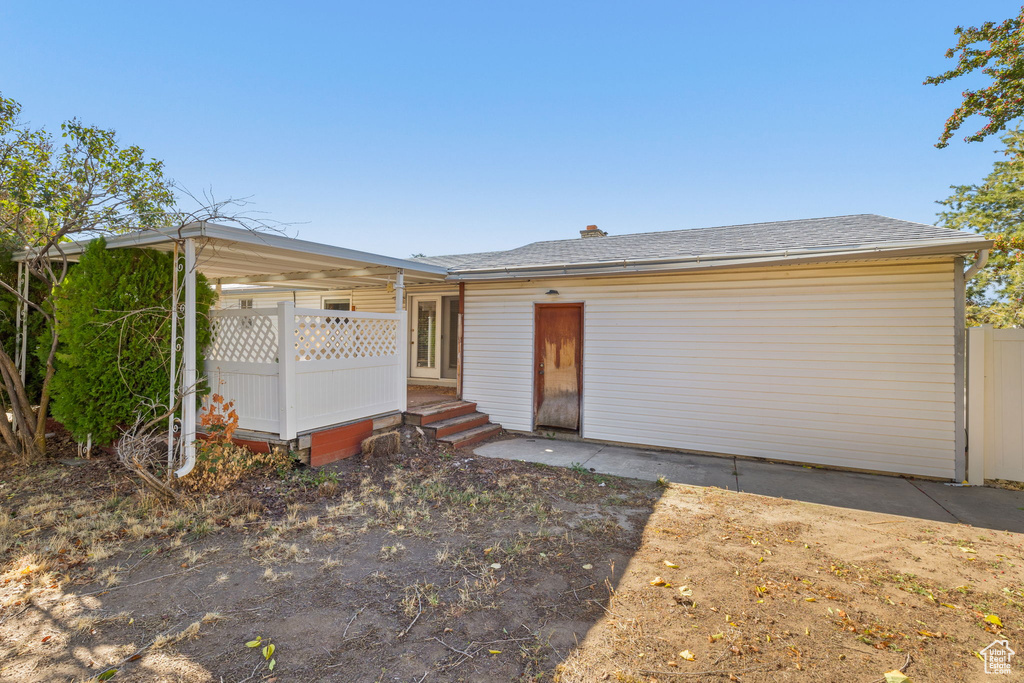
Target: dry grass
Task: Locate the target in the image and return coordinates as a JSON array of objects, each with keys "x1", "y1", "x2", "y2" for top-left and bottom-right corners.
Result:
[
  {"x1": 261, "y1": 567, "x2": 293, "y2": 583},
  {"x1": 152, "y1": 621, "x2": 202, "y2": 649}
]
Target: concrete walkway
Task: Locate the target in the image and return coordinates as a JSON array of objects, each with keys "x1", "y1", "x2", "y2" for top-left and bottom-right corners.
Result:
[{"x1": 474, "y1": 438, "x2": 1024, "y2": 534}]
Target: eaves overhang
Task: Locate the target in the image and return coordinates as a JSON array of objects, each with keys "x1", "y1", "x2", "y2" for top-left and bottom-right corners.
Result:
[{"x1": 443, "y1": 237, "x2": 995, "y2": 281}]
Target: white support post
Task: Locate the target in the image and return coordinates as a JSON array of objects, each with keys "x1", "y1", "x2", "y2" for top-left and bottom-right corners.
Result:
[
  {"x1": 395, "y1": 269, "x2": 407, "y2": 412},
  {"x1": 18, "y1": 261, "x2": 29, "y2": 383},
  {"x1": 167, "y1": 244, "x2": 180, "y2": 476},
  {"x1": 395, "y1": 269, "x2": 405, "y2": 312},
  {"x1": 967, "y1": 325, "x2": 993, "y2": 486},
  {"x1": 277, "y1": 300, "x2": 297, "y2": 440},
  {"x1": 175, "y1": 238, "x2": 198, "y2": 478},
  {"x1": 14, "y1": 262, "x2": 22, "y2": 380}
]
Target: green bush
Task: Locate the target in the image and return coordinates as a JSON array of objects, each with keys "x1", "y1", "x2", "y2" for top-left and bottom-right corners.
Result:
[{"x1": 49, "y1": 238, "x2": 216, "y2": 444}]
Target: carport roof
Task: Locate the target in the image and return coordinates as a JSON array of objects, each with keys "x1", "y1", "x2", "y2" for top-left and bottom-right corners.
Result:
[{"x1": 19, "y1": 222, "x2": 449, "y2": 290}]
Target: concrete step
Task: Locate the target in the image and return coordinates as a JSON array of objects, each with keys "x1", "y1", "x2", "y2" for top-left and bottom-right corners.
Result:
[
  {"x1": 404, "y1": 401, "x2": 477, "y2": 426},
  {"x1": 423, "y1": 412, "x2": 490, "y2": 439},
  {"x1": 438, "y1": 423, "x2": 502, "y2": 449}
]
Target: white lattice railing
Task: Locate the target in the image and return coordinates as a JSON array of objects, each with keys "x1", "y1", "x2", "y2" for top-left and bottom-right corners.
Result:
[
  {"x1": 208, "y1": 310, "x2": 279, "y2": 363},
  {"x1": 205, "y1": 303, "x2": 407, "y2": 439},
  {"x1": 293, "y1": 312, "x2": 399, "y2": 361}
]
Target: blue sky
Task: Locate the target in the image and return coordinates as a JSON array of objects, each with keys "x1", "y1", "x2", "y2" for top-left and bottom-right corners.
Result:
[{"x1": 2, "y1": 1, "x2": 1021, "y2": 256}]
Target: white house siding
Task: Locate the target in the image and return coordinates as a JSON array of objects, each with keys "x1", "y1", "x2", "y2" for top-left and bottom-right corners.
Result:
[
  {"x1": 217, "y1": 286, "x2": 455, "y2": 313},
  {"x1": 461, "y1": 258, "x2": 958, "y2": 479},
  {"x1": 353, "y1": 288, "x2": 397, "y2": 313}
]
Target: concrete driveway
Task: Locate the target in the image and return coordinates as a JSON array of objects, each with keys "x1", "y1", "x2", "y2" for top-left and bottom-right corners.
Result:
[{"x1": 474, "y1": 437, "x2": 1024, "y2": 534}]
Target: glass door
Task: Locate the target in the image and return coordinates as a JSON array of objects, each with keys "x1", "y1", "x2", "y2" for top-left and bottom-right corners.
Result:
[{"x1": 410, "y1": 295, "x2": 441, "y2": 379}]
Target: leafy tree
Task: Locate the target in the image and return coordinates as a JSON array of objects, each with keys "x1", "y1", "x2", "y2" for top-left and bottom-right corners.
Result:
[
  {"x1": 48, "y1": 239, "x2": 215, "y2": 444},
  {"x1": 0, "y1": 93, "x2": 177, "y2": 458},
  {"x1": 925, "y1": 6, "x2": 1024, "y2": 148},
  {"x1": 0, "y1": 91, "x2": 271, "y2": 461},
  {"x1": 937, "y1": 128, "x2": 1024, "y2": 326}
]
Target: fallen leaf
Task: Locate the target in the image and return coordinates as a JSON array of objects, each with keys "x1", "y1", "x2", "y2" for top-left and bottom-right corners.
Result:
[
  {"x1": 262, "y1": 643, "x2": 275, "y2": 660},
  {"x1": 246, "y1": 638, "x2": 262, "y2": 648},
  {"x1": 985, "y1": 614, "x2": 1003, "y2": 627},
  {"x1": 664, "y1": 561, "x2": 680, "y2": 569},
  {"x1": 959, "y1": 547, "x2": 976, "y2": 553},
  {"x1": 650, "y1": 576, "x2": 668, "y2": 587},
  {"x1": 678, "y1": 586, "x2": 693, "y2": 597},
  {"x1": 582, "y1": 564, "x2": 593, "y2": 570},
  {"x1": 804, "y1": 597, "x2": 816, "y2": 602},
  {"x1": 489, "y1": 649, "x2": 502, "y2": 654},
  {"x1": 679, "y1": 650, "x2": 696, "y2": 661},
  {"x1": 883, "y1": 671, "x2": 910, "y2": 683},
  {"x1": 490, "y1": 563, "x2": 502, "y2": 569}
]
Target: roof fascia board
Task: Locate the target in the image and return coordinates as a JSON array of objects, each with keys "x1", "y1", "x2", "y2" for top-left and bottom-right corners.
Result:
[
  {"x1": 14, "y1": 222, "x2": 449, "y2": 277},
  {"x1": 194, "y1": 223, "x2": 448, "y2": 275},
  {"x1": 14, "y1": 228, "x2": 185, "y2": 260},
  {"x1": 446, "y1": 241, "x2": 995, "y2": 281}
]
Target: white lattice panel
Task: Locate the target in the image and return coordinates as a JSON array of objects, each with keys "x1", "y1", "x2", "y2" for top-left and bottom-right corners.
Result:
[
  {"x1": 207, "y1": 313, "x2": 278, "y2": 364},
  {"x1": 293, "y1": 314, "x2": 398, "y2": 362}
]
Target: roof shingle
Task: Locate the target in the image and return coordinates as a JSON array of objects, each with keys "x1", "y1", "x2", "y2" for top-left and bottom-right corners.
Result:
[{"x1": 414, "y1": 214, "x2": 985, "y2": 271}]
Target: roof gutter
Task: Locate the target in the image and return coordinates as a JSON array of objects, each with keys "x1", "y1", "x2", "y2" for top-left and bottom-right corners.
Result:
[
  {"x1": 963, "y1": 249, "x2": 990, "y2": 280},
  {"x1": 446, "y1": 238, "x2": 995, "y2": 281}
]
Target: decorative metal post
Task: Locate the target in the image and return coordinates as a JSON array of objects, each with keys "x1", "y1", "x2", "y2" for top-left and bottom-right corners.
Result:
[
  {"x1": 175, "y1": 238, "x2": 198, "y2": 478},
  {"x1": 167, "y1": 243, "x2": 180, "y2": 477}
]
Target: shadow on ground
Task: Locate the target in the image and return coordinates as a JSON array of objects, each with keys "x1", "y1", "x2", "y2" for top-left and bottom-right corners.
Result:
[{"x1": 476, "y1": 437, "x2": 1024, "y2": 534}]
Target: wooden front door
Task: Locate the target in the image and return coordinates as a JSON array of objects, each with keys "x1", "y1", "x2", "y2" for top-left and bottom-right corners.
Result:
[{"x1": 534, "y1": 303, "x2": 583, "y2": 430}]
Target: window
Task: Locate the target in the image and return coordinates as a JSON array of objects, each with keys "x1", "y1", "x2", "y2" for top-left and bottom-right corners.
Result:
[
  {"x1": 239, "y1": 298, "x2": 254, "y2": 309},
  {"x1": 323, "y1": 297, "x2": 351, "y2": 311}
]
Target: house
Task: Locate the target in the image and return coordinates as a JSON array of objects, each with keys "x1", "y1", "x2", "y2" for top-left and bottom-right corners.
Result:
[{"x1": 24, "y1": 214, "x2": 991, "y2": 480}]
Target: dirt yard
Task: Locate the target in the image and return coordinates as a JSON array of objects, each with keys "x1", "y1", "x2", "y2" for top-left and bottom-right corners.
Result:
[{"x1": 0, "y1": 440, "x2": 1021, "y2": 682}]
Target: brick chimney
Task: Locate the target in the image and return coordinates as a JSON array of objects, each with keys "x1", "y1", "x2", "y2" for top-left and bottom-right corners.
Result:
[{"x1": 580, "y1": 224, "x2": 607, "y2": 238}]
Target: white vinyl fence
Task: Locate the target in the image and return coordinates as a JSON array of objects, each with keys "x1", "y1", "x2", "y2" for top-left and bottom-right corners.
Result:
[
  {"x1": 205, "y1": 302, "x2": 407, "y2": 439},
  {"x1": 968, "y1": 325, "x2": 1024, "y2": 483}
]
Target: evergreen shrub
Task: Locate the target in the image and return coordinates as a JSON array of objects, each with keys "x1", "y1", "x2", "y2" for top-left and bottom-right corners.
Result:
[{"x1": 50, "y1": 238, "x2": 216, "y2": 443}]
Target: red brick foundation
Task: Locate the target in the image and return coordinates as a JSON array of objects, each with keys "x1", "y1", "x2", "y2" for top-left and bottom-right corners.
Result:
[{"x1": 310, "y1": 420, "x2": 373, "y2": 467}]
